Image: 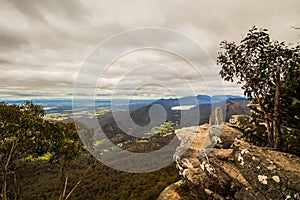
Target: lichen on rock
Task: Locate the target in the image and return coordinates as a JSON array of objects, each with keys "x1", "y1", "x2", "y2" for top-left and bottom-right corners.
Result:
[{"x1": 159, "y1": 122, "x2": 300, "y2": 200}]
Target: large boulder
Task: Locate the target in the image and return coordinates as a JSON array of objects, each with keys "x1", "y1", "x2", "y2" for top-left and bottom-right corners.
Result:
[{"x1": 159, "y1": 123, "x2": 300, "y2": 200}]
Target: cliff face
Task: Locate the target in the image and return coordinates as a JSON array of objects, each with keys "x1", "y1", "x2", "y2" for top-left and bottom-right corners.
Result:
[{"x1": 158, "y1": 122, "x2": 300, "y2": 200}]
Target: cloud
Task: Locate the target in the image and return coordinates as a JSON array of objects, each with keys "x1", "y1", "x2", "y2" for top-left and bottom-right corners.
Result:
[
  {"x1": 0, "y1": 0, "x2": 299, "y2": 99},
  {"x1": 0, "y1": 28, "x2": 29, "y2": 52}
]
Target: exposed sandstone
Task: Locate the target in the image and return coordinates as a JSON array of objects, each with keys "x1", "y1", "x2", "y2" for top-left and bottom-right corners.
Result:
[{"x1": 159, "y1": 122, "x2": 300, "y2": 200}]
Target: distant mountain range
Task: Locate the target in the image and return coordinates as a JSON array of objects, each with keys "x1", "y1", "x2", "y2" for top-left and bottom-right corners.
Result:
[
  {"x1": 3, "y1": 95, "x2": 250, "y2": 138},
  {"x1": 3, "y1": 95, "x2": 244, "y2": 114},
  {"x1": 97, "y1": 95, "x2": 250, "y2": 139},
  {"x1": 3, "y1": 95, "x2": 243, "y2": 105},
  {"x1": 3, "y1": 95, "x2": 251, "y2": 155}
]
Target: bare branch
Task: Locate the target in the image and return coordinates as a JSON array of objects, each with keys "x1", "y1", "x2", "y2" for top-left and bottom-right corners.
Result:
[{"x1": 65, "y1": 165, "x2": 93, "y2": 200}]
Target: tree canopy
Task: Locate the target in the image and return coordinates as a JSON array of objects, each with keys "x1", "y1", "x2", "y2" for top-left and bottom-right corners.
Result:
[
  {"x1": 0, "y1": 102, "x2": 48, "y2": 199},
  {"x1": 217, "y1": 26, "x2": 300, "y2": 149},
  {"x1": 0, "y1": 102, "x2": 90, "y2": 200}
]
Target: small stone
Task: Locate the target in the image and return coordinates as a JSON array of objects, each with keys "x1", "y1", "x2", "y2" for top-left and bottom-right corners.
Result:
[
  {"x1": 200, "y1": 161, "x2": 205, "y2": 170},
  {"x1": 241, "y1": 149, "x2": 249, "y2": 155},
  {"x1": 238, "y1": 153, "x2": 244, "y2": 165},
  {"x1": 258, "y1": 175, "x2": 268, "y2": 184},
  {"x1": 286, "y1": 195, "x2": 291, "y2": 199},
  {"x1": 267, "y1": 165, "x2": 276, "y2": 170},
  {"x1": 204, "y1": 188, "x2": 213, "y2": 195},
  {"x1": 272, "y1": 176, "x2": 280, "y2": 183}
]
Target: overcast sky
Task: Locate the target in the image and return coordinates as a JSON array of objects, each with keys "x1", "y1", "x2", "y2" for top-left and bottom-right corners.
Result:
[{"x1": 0, "y1": 0, "x2": 299, "y2": 100}]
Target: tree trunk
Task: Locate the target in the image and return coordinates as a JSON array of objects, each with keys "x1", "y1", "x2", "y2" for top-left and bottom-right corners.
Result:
[
  {"x1": 273, "y1": 119, "x2": 280, "y2": 149},
  {"x1": 64, "y1": 164, "x2": 93, "y2": 200},
  {"x1": 273, "y1": 71, "x2": 281, "y2": 149},
  {"x1": 253, "y1": 88, "x2": 274, "y2": 147},
  {"x1": 13, "y1": 172, "x2": 20, "y2": 200},
  {"x1": 265, "y1": 115, "x2": 274, "y2": 147},
  {"x1": 59, "y1": 162, "x2": 67, "y2": 200},
  {"x1": 2, "y1": 140, "x2": 16, "y2": 200},
  {"x1": 2, "y1": 170, "x2": 7, "y2": 200}
]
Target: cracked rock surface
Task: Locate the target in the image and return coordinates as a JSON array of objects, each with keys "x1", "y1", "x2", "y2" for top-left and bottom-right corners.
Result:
[{"x1": 158, "y1": 123, "x2": 300, "y2": 200}]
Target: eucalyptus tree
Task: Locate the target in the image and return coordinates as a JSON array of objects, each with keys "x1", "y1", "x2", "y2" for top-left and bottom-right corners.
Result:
[
  {"x1": 0, "y1": 102, "x2": 48, "y2": 200},
  {"x1": 48, "y1": 121, "x2": 96, "y2": 200},
  {"x1": 217, "y1": 26, "x2": 300, "y2": 149}
]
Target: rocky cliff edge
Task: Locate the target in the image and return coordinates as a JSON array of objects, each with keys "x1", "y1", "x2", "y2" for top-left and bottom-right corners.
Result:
[{"x1": 158, "y1": 121, "x2": 300, "y2": 200}]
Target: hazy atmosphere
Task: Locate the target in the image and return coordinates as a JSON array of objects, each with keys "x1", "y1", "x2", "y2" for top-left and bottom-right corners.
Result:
[{"x1": 0, "y1": 0, "x2": 299, "y2": 99}]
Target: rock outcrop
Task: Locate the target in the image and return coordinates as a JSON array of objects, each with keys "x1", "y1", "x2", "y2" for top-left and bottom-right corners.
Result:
[{"x1": 158, "y1": 120, "x2": 300, "y2": 200}]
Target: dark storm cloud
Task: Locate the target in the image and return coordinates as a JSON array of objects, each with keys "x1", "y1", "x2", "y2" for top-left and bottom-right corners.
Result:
[
  {"x1": 8, "y1": 0, "x2": 89, "y2": 24},
  {"x1": 0, "y1": 0, "x2": 299, "y2": 99},
  {"x1": 0, "y1": 28, "x2": 29, "y2": 52},
  {"x1": 9, "y1": 0, "x2": 48, "y2": 23}
]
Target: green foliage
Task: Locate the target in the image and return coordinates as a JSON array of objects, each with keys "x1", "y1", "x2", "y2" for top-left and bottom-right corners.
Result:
[
  {"x1": 0, "y1": 102, "x2": 181, "y2": 199},
  {"x1": 217, "y1": 26, "x2": 300, "y2": 149},
  {"x1": 0, "y1": 102, "x2": 48, "y2": 200},
  {"x1": 280, "y1": 127, "x2": 300, "y2": 156},
  {"x1": 17, "y1": 158, "x2": 180, "y2": 200},
  {"x1": 19, "y1": 101, "x2": 45, "y2": 118},
  {"x1": 47, "y1": 122, "x2": 83, "y2": 164},
  {"x1": 281, "y1": 66, "x2": 300, "y2": 129},
  {"x1": 230, "y1": 115, "x2": 269, "y2": 147},
  {"x1": 218, "y1": 27, "x2": 299, "y2": 99},
  {"x1": 45, "y1": 120, "x2": 91, "y2": 200},
  {"x1": 149, "y1": 121, "x2": 177, "y2": 136},
  {"x1": 0, "y1": 102, "x2": 90, "y2": 200}
]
